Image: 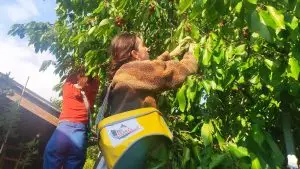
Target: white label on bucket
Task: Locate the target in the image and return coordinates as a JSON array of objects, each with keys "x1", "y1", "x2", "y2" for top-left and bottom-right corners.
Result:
[{"x1": 106, "y1": 118, "x2": 143, "y2": 147}]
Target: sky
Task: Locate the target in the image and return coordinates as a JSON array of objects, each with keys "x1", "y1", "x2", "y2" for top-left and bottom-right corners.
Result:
[{"x1": 0, "y1": 0, "x2": 60, "y2": 101}]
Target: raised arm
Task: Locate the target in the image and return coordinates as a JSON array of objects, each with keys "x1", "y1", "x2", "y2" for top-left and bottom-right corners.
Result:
[{"x1": 112, "y1": 52, "x2": 198, "y2": 91}]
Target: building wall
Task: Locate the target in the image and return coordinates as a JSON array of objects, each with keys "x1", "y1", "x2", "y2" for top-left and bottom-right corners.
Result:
[{"x1": 0, "y1": 91, "x2": 59, "y2": 169}]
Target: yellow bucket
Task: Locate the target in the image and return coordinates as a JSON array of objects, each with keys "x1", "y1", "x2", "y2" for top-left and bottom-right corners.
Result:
[{"x1": 97, "y1": 107, "x2": 173, "y2": 169}]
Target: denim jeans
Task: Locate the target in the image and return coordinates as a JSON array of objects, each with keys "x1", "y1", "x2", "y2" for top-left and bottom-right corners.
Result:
[{"x1": 43, "y1": 121, "x2": 88, "y2": 169}]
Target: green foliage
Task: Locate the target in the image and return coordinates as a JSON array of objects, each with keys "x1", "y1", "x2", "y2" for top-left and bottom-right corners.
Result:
[
  {"x1": 18, "y1": 138, "x2": 40, "y2": 167},
  {"x1": 50, "y1": 97, "x2": 62, "y2": 111},
  {"x1": 0, "y1": 73, "x2": 20, "y2": 137},
  {"x1": 83, "y1": 145, "x2": 98, "y2": 169},
  {"x1": 0, "y1": 73, "x2": 39, "y2": 167},
  {"x1": 9, "y1": 0, "x2": 300, "y2": 168}
]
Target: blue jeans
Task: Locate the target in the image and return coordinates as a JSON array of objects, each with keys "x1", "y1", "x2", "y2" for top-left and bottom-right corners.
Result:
[{"x1": 43, "y1": 121, "x2": 88, "y2": 169}]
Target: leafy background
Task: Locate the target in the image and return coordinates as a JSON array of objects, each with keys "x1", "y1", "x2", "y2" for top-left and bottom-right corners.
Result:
[{"x1": 9, "y1": 0, "x2": 300, "y2": 168}]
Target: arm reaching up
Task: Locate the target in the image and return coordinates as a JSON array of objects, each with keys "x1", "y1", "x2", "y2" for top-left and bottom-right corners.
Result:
[{"x1": 112, "y1": 52, "x2": 198, "y2": 91}]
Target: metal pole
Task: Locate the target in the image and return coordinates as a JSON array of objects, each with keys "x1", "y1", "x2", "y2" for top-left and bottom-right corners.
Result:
[
  {"x1": 18, "y1": 76, "x2": 30, "y2": 106},
  {"x1": 282, "y1": 111, "x2": 299, "y2": 169}
]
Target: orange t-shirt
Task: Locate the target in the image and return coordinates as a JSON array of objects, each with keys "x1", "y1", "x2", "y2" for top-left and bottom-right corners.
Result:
[{"x1": 59, "y1": 75, "x2": 99, "y2": 123}]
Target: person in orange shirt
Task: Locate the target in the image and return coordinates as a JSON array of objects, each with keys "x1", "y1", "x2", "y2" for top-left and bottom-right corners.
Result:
[{"x1": 43, "y1": 70, "x2": 99, "y2": 169}]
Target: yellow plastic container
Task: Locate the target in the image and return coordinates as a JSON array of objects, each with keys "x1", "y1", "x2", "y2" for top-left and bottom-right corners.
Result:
[{"x1": 97, "y1": 107, "x2": 173, "y2": 169}]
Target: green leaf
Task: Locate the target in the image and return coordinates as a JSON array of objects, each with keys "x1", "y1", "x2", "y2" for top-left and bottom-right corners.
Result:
[
  {"x1": 209, "y1": 154, "x2": 227, "y2": 169},
  {"x1": 225, "y1": 75, "x2": 235, "y2": 87},
  {"x1": 252, "y1": 125, "x2": 265, "y2": 146},
  {"x1": 193, "y1": 44, "x2": 201, "y2": 61},
  {"x1": 215, "y1": 0, "x2": 225, "y2": 15},
  {"x1": 182, "y1": 147, "x2": 191, "y2": 168},
  {"x1": 187, "y1": 115, "x2": 195, "y2": 122},
  {"x1": 216, "y1": 68, "x2": 225, "y2": 80},
  {"x1": 154, "y1": 7, "x2": 161, "y2": 18},
  {"x1": 93, "y1": 1, "x2": 105, "y2": 14},
  {"x1": 85, "y1": 50, "x2": 97, "y2": 58},
  {"x1": 214, "y1": 49, "x2": 224, "y2": 64},
  {"x1": 86, "y1": 66, "x2": 97, "y2": 76},
  {"x1": 201, "y1": 0, "x2": 208, "y2": 6},
  {"x1": 215, "y1": 132, "x2": 226, "y2": 150},
  {"x1": 259, "y1": 10, "x2": 278, "y2": 31},
  {"x1": 187, "y1": 80, "x2": 197, "y2": 102},
  {"x1": 202, "y1": 48, "x2": 211, "y2": 66},
  {"x1": 201, "y1": 121, "x2": 214, "y2": 146},
  {"x1": 115, "y1": 0, "x2": 128, "y2": 9},
  {"x1": 191, "y1": 123, "x2": 201, "y2": 133},
  {"x1": 99, "y1": 19, "x2": 110, "y2": 27},
  {"x1": 78, "y1": 36, "x2": 85, "y2": 45},
  {"x1": 235, "y1": 2, "x2": 243, "y2": 13},
  {"x1": 251, "y1": 157, "x2": 261, "y2": 169},
  {"x1": 39, "y1": 60, "x2": 53, "y2": 72},
  {"x1": 178, "y1": 0, "x2": 193, "y2": 14},
  {"x1": 265, "y1": 133, "x2": 284, "y2": 162},
  {"x1": 252, "y1": 44, "x2": 260, "y2": 52},
  {"x1": 250, "y1": 10, "x2": 272, "y2": 42},
  {"x1": 191, "y1": 23, "x2": 200, "y2": 40},
  {"x1": 191, "y1": 146, "x2": 201, "y2": 162},
  {"x1": 225, "y1": 45, "x2": 233, "y2": 60},
  {"x1": 235, "y1": 44, "x2": 246, "y2": 56},
  {"x1": 200, "y1": 35, "x2": 207, "y2": 45},
  {"x1": 288, "y1": 57, "x2": 300, "y2": 80},
  {"x1": 88, "y1": 26, "x2": 96, "y2": 35},
  {"x1": 264, "y1": 59, "x2": 274, "y2": 70},
  {"x1": 179, "y1": 113, "x2": 186, "y2": 122},
  {"x1": 247, "y1": 0, "x2": 257, "y2": 4},
  {"x1": 190, "y1": 0, "x2": 203, "y2": 19},
  {"x1": 264, "y1": 134, "x2": 284, "y2": 166},
  {"x1": 249, "y1": 75, "x2": 259, "y2": 84},
  {"x1": 287, "y1": 16, "x2": 298, "y2": 30},
  {"x1": 176, "y1": 85, "x2": 187, "y2": 112},
  {"x1": 202, "y1": 80, "x2": 211, "y2": 93},
  {"x1": 289, "y1": 81, "x2": 300, "y2": 96},
  {"x1": 295, "y1": 1, "x2": 300, "y2": 18},
  {"x1": 228, "y1": 143, "x2": 249, "y2": 158},
  {"x1": 210, "y1": 80, "x2": 217, "y2": 90},
  {"x1": 266, "y1": 6, "x2": 285, "y2": 30}
]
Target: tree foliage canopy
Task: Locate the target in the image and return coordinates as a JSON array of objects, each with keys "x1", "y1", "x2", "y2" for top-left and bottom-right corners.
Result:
[{"x1": 9, "y1": 0, "x2": 300, "y2": 168}]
